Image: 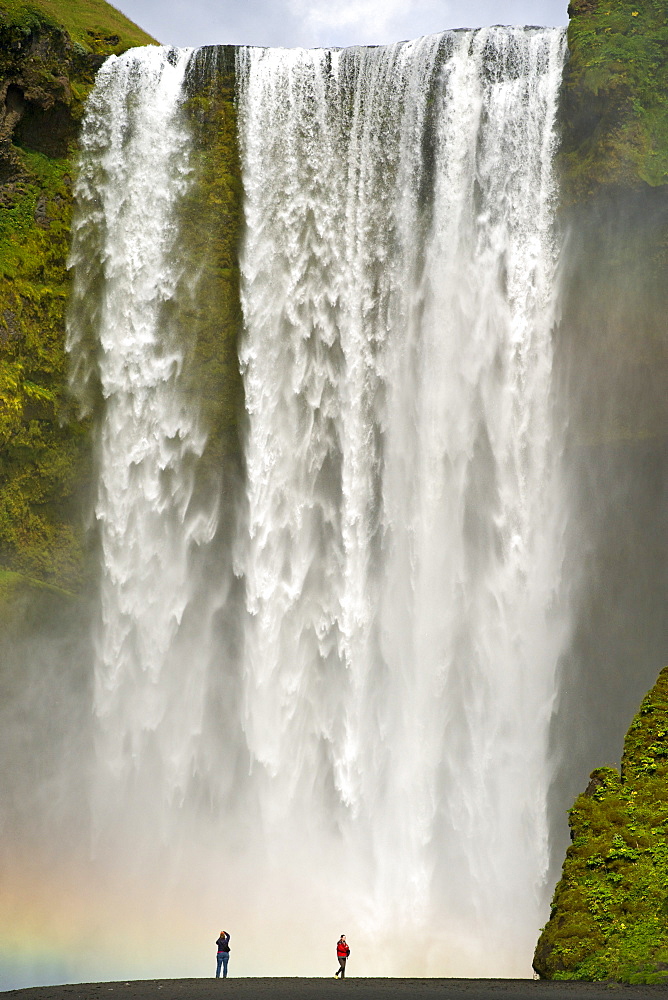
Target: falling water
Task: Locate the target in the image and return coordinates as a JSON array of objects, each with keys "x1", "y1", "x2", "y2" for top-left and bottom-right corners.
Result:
[
  {"x1": 63, "y1": 27, "x2": 568, "y2": 981},
  {"x1": 236, "y1": 28, "x2": 567, "y2": 974},
  {"x1": 67, "y1": 46, "x2": 221, "y2": 831}
]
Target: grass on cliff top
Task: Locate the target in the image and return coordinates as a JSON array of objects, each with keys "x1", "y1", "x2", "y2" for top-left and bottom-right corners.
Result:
[{"x1": 0, "y1": 0, "x2": 157, "y2": 52}]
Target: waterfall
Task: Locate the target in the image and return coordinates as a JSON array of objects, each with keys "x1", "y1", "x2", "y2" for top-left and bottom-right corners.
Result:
[
  {"x1": 65, "y1": 27, "x2": 568, "y2": 981},
  {"x1": 236, "y1": 28, "x2": 567, "y2": 974},
  {"x1": 67, "y1": 46, "x2": 221, "y2": 828}
]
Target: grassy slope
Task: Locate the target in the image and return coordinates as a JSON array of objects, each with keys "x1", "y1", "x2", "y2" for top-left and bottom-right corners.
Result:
[{"x1": 0, "y1": 0, "x2": 156, "y2": 52}]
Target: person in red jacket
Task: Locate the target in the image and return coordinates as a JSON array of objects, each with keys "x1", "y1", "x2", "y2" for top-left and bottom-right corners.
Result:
[{"x1": 335, "y1": 934, "x2": 350, "y2": 978}]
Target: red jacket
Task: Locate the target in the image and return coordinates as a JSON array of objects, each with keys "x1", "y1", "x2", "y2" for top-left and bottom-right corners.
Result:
[{"x1": 337, "y1": 939, "x2": 350, "y2": 958}]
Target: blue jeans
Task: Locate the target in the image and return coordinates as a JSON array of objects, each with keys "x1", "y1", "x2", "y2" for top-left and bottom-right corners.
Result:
[{"x1": 216, "y1": 952, "x2": 229, "y2": 978}]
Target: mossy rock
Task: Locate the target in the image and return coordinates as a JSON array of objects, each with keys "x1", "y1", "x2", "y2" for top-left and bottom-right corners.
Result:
[
  {"x1": 0, "y1": 0, "x2": 157, "y2": 592},
  {"x1": 561, "y1": 0, "x2": 668, "y2": 200},
  {"x1": 180, "y1": 46, "x2": 245, "y2": 498},
  {"x1": 535, "y1": 666, "x2": 668, "y2": 983},
  {"x1": 557, "y1": 0, "x2": 668, "y2": 449}
]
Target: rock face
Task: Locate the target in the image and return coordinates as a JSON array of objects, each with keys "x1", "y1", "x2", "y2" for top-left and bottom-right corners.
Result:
[
  {"x1": 0, "y1": 3, "x2": 159, "y2": 693},
  {"x1": 557, "y1": 0, "x2": 668, "y2": 447},
  {"x1": 561, "y1": 0, "x2": 668, "y2": 196},
  {"x1": 177, "y1": 46, "x2": 245, "y2": 498},
  {"x1": 0, "y1": 2, "x2": 155, "y2": 597},
  {"x1": 534, "y1": 666, "x2": 668, "y2": 983},
  {"x1": 547, "y1": 0, "x2": 668, "y2": 839}
]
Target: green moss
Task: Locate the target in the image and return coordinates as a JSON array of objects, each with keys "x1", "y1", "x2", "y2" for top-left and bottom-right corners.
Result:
[
  {"x1": 558, "y1": 0, "x2": 668, "y2": 449},
  {"x1": 178, "y1": 47, "x2": 245, "y2": 497},
  {"x1": 0, "y1": 567, "x2": 86, "y2": 653},
  {"x1": 0, "y1": 565, "x2": 74, "y2": 598},
  {"x1": 0, "y1": 0, "x2": 156, "y2": 55},
  {"x1": 562, "y1": 0, "x2": 668, "y2": 198},
  {"x1": 0, "y1": 143, "x2": 91, "y2": 589},
  {"x1": 0, "y1": 0, "x2": 156, "y2": 591},
  {"x1": 535, "y1": 666, "x2": 668, "y2": 982}
]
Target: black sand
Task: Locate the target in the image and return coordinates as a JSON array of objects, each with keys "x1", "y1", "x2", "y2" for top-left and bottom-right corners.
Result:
[{"x1": 5, "y1": 980, "x2": 668, "y2": 1000}]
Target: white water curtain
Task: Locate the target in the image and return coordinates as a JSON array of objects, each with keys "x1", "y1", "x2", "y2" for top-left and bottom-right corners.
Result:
[{"x1": 66, "y1": 28, "x2": 568, "y2": 980}]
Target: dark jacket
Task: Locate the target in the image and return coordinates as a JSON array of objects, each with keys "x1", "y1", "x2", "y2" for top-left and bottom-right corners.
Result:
[{"x1": 217, "y1": 934, "x2": 230, "y2": 953}]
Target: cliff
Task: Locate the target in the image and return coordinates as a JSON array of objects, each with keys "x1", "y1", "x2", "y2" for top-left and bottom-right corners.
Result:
[
  {"x1": 561, "y1": 0, "x2": 668, "y2": 196},
  {"x1": 558, "y1": 0, "x2": 668, "y2": 446},
  {"x1": 535, "y1": 666, "x2": 668, "y2": 983},
  {"x1": 548, "y1": 0, "x2": 668, "y2": 845},
  {"x1": 0, "y1": 5, "x2": 250, "y2": 610},
  {"x1": 545, "y1": 0, "x2": 668, "y2": 931},
  {"x1": 0, "y1": 0, "x2": 155, "y2": 617}
]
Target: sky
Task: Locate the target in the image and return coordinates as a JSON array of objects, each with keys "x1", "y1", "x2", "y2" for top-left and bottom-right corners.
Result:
[{"x1": 112, "y1": 0, "x2": 569, "y2": 49}]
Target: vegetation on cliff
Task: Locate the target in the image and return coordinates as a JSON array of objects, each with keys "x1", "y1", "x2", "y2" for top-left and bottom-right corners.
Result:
[
  {"x1": 0, "y1": 0, "x2": 154, "y2": 53},
  {"x1": 561, "y1": 0, "x2": 668, "y2": 198},
  {"x1": 0, "y1": 3, "x2": 247, "y2": 597},
  {"x1": 557, "y1": 0, "x2": 668, "y2": 450},
  {"x1": 180, "y1": 46, "x2": 245, "y2": 505},
  {"x1": 0, "y1": 0, "x2": 155, "y2": 592},
  {"x1": 535, "y1": 666, "x2": 668, "y2": 984},
  {"x1": 529, "y1": 8, "x2": 668, "y2": 982}
]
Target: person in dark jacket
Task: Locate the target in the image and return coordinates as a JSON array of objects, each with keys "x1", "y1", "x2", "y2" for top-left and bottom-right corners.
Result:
[
  {"x1": 216, "y1": 930, "x2": 231, "y2": 978},
  {"x1": 334, "y1": 934, "x2": 350, "y2": 978}
]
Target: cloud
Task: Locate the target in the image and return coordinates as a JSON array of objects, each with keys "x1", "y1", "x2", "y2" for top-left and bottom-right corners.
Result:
[
  {"x1": 287, "y1": 0, "x2": 445, "y2": 46},
  {"x1": 115, "y1": 0, "x2": 568, "y2": 50},
  {"x1": 263, "y1": 0, "x2": 567, "y2": 48}
]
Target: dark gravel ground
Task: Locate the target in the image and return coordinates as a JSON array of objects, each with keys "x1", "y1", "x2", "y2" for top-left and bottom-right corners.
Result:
[{"x1": 4, "y1": 979, "x2": 668, "y2": 1000}]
